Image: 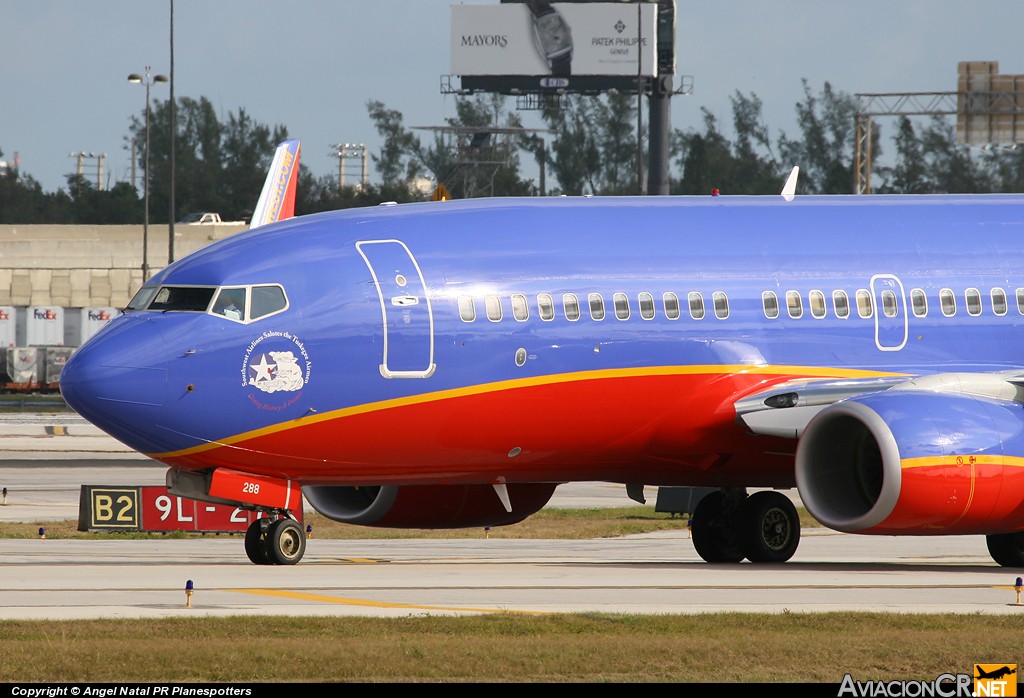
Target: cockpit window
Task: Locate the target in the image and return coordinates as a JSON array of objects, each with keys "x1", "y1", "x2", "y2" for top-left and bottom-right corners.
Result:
[
  {"x1": 127, "y1": 286, "x2": 159, "y2": 310},
  {"x1": 148, "y1": 286, "x2": 217, "y2": 312},
  {"x1": 212, "y1": 287, "x2": 247, "y2": 321},
  {"x1": 129, "y1": 283, "x2": 289, "y2": 323},
  {"x1": 250, "y1": 285, "x2": 288, "y2": 320}
]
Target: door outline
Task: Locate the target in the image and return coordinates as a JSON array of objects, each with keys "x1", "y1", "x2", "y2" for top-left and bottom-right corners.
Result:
[
  {"x1": 870, "y1": 273, "x2": 908, "y2": 352},
  {"x1": 356, "y1": 239, "x2": 436, "y2": 378}
]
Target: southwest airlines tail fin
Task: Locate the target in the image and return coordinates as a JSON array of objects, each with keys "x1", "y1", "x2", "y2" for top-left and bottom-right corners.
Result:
[{"x1": 249, "y1": 139, "x2": 301, "y2": 229}]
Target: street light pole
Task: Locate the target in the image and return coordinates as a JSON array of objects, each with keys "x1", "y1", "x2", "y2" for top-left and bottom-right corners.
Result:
[
  {"x1": 169, "y1": 0, "x2": 176, "y2": 265},
  {"x1": 127, "y1": 66, "x2": 168, "y2": 282}
]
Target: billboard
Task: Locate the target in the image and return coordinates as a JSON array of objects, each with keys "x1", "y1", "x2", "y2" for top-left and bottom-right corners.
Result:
[{"x1": 452, "y1": 2, "x2": 664, "y2": 93}]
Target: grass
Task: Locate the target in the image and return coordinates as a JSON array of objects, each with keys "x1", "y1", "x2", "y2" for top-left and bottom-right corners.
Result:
[
  {"x1": 2, "y1": 506, "x2": 691, "y2": 540},
  {"x1": 0, "y1": 614, "x2": 1017, "y2": 683},
  {"x1": 0, "y1": 392, "x2": 71, "y2": 410},
  {"x1": 0, "y1": 505, "x2": 822, "y2": 540}
]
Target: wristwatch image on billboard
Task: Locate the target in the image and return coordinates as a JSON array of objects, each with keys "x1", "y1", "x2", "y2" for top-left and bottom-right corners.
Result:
[{"x1": 526, "y1": 0, "x2": 572, "y2": 76}]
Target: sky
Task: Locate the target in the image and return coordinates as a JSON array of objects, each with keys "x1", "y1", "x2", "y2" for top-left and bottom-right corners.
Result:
[{"x1": 5, "y1": 1, "x2": 1024, "y2": 195}]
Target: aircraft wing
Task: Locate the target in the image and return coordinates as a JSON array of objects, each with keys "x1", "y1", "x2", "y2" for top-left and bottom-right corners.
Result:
[
  {"x1": 249, "y1": 139, "x2": 301, "y2": 229},
  {"x1": 734, "y1": 370, "x2": 1024, "y2": 438}
]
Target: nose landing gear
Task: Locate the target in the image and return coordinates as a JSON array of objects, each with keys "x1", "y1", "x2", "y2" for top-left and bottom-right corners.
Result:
[{"x1": 244, "y1": 514, "x2": 306, "y2": 565}]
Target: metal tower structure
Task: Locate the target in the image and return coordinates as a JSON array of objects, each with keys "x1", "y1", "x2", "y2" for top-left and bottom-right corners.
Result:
[{"x1": 855, "y1": 62, "x2": 1024, "y2": 194}]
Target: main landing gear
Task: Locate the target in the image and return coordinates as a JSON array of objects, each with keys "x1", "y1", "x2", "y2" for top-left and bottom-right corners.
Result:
[
  {"x1": 690, "y1": 488, "x2": 800, "y2": 564},
  {"x1": 244, "y1": 514, "x2": 306, "y2": 565},
  {"x1": 986, "y1": 531, "x2": 1024, "y2": 567}
]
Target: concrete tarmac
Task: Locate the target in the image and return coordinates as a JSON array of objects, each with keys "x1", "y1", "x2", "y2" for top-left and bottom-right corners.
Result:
[
  {"x1": 2, "y1": 415, "x2": 1023, "y2": 620},
  {"x1": 3, "y1": 531, "x2": 1023, "y2": 620}
]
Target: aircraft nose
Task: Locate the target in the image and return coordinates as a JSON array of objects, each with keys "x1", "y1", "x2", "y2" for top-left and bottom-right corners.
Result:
[{"x1": 61, "y1": 316, "x2": 168, "y2": 444}]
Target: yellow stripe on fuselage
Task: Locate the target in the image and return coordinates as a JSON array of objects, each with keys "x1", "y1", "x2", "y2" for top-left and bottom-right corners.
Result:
[
  {"x1": 902, "y1": 455, "x2": 1024, "y2": 469},
  {"x1": 150, "y1": 364, "x2": 904, "y2": 459}
]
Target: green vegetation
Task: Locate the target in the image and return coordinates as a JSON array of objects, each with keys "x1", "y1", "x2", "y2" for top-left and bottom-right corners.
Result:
[
  {"x1": 5, "y1": 79, "x2": 1023, "y2": 226},
  {"x1": 0, "y1": 393, "x2": 72, "y2": 411},
  {"x1": 0, "y1": 506, "x2": 821, "y2": 540},
  {"x1": 0, "y1": 613, "x2": 1016, "y2": 683}
]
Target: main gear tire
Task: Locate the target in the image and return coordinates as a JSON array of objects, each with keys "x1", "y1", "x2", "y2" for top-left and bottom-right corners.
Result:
[
  {"x1": 741, "y1": 491, "x2": 800, "y2": 563},
  {"x1": 690, "y1": 491, "x2": 745, "y2": 564},
  {"x1": 986, "y1": 532, "x2": 1024, "y2": 567}
]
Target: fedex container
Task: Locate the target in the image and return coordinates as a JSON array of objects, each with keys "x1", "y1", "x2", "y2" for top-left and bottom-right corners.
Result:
[
  {"x1": 42, "y1": 346, "x2": 74, "y2": 386},
  {"x1": 20, "y1": 306, "x2": 64, "y2": 346},
  {"x1": 66, "y1": 307, "x2": 120, "y2": 346},
  {"x1": 7, "y1": 347, "x2": 41, "y2": 386},
  {"x1": 0, "y1": 306, "x2": 16, "y2": 349}
]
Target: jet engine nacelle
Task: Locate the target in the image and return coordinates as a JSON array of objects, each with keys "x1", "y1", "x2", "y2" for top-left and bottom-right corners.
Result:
[
  {"x1": 303, "y1": 482, "x2": 558, "y2": 528},
  {"x1": 795, "y1": 390, "x2": 1024, "y2": 535}
]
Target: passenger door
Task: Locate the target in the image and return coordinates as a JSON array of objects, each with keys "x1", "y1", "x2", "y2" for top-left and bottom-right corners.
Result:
[
  {"x1": 870, "y1": 274, "x2": 908, "y2": 351},
  {"x1": 356, "y1": 239, "x2": 436, "y2": 378}
]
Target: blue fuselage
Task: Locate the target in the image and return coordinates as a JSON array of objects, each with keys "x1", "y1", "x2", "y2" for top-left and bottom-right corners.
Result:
[{"x1": 59, "y1": 194, "x2": 1024, "y2": 486}]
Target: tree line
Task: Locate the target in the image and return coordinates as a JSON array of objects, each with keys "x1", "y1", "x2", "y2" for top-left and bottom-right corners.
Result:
[{"x1": 2, "y1": 80, "x2": 1023, "y2": 224}]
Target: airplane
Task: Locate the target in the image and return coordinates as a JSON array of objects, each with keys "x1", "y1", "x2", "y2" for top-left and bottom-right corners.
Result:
[
  {"x1": 975, "y1": 666, "x2": 1017, "y2": 681},
  {"x1": 59, "y1": 147, "x2": 1024, "y2": 567}
]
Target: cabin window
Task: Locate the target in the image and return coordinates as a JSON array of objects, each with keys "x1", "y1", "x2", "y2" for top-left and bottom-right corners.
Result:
[
  {"x1": 911, "y1": 289, "x2": 927, "y2": 317},
  {"x1": 786, "y1": 291, "x2": 803, "y2": 319},
  {"x1": 688, "y1": 292, "x2": 705, "y2": 320},
  {"x1": 965, "y1": 288, "x2": 982, "y2": 316},
  {"x1": 939, "y1": 288, "x2": 956, "y2": 317},
  {"x1": 512, "y1": 294, "x2": 529, "y2": 321},
  {"x1": 762, "y1": 291, "x2": 779, "y2": 319},
  {"x1": 485, "y1": 295, "x2": 503, "y2": 322},
  {"x1": 149, "y1": 286, "x2": 217, "y2": 312},
  {"x1": 992, "y1": 288, "x2": 1008, "y2": 316},
  {"x1": 663, "y1": 292, "x2": 680, "y2": 320},
  {"x1": 458, "y1": 297, "x2": 476, "y2": 322},
  {"x1": 212, "y1": 287, "x2": 246, "y2": 321},
  {"x1": 537, "y1": 293, "x2": 555, "y2": 321},
  {"x1": 809, "y1": 290, "x2": 826, "y2": 319},
  {"x1": 613, "y1": 292, "x2": 630, "y2": 320},
  {"x1": 250, "y1": 285, "x2": 288, "y2": 320},
  {"x1": 713, "y1": 291, "x2": 729, "y2": 319},
  {"x1": 881, "y1": 290, "x2": 898, "y2": 318},
  {"x1": 638, "y1": 292, "x2": 655, "y2": 320},
  {"x1": 855, "y1": 290, "x2": 873, "y2": 319},
  {"x1": 832, "y1": 290, "x2": 850, "y2": 319},
  {"x1": 1016, "y1": 288, "x2": 1024, "y2": 314},
  {"x1": 563, "y1": 293, "x2": 580, "y2": 321},
  {"x1": 588, "y1": 293, "x2": 606, "y2": 321}
]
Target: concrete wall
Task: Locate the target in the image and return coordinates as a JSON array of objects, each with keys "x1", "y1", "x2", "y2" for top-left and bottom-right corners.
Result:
[{"x1": 0, "y1": 224, "x2": 248, "y2": 307}]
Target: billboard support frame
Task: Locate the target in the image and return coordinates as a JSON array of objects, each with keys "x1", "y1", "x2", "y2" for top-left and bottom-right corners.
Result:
[{"x1": 446, "y1": 1, "x2": 681, "y2": 195}]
